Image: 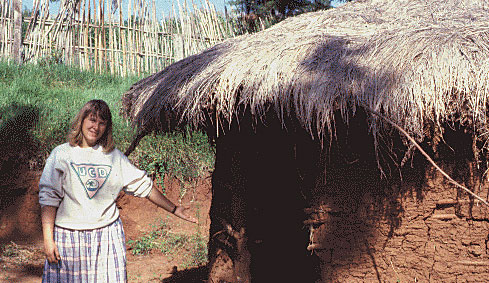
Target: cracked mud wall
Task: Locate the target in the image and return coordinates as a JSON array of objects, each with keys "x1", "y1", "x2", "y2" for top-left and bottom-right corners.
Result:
[
  {"x1": 299, "y1": 110, "x2": 489, "y2": 282},
  {"x1": 207, "y1": 108, "x2": 489, "y2": 282},
  {"x1": 311, "y1": 153, "x2": 489, "y2": 282}
]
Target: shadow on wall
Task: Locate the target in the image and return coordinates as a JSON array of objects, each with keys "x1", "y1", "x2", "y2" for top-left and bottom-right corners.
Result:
[
  {"x1": 297, "y1": 37, "x2": 484, "y2": 280},
  {"x1": 204, "y1": 37, "x2": 432, "y2": 282},
  {"x1": 292, "y1": 36, "x2": 427, "y2": 272},
  {"x1": 308, "y1": 109, "x2": 428, "y2": 282},
  {"x1": 207, "y1": 109, "x2": 323, "y2": 283},
  {"x1": 0, "y1": 103, "x2": 43, "y2": 245}
]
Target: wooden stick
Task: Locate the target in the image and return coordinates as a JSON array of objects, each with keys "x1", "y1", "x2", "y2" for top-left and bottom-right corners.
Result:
[
  {"x1": 363, "y1": 105, "x2": 489, "y2": 207},
  {"x1": 303, "y1": 218, "x2": 329, "y2": 225},
  {"x1": 108, "y1": 0, "x2": 114, "y2": 75},
  {"x1": 128, "y1": 0, "x2": 133, "y2": 74},
  {"x1": 307, "y1": 243, "x2": 327, "y2": 251},
  {"x1": 8, "y1": 0, "x2": 13, "y2": 58},
  {"x1": 0, "y1": 0, "x2": 7, "y2": 57},
  {"x1": 87, "y1": 0, "x2": 92, "y2": 70},
  {"x1": 431, "y1": 214, "x2": 456, "y2": 220},
  {"x1": 80, "y1": 0, "x2": 86, "y2": 70},
  {"x1": 119, "y1": 0, "x2": 124, "y2": 76},
  {"x1": 99, "y1": 0, "x2": 105, "y2": 72}
]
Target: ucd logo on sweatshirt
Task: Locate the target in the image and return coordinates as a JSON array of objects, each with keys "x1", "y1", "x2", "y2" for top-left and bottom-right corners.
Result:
[{"x1": 71, "y1": 163, "x2": 112, "y2": 199}]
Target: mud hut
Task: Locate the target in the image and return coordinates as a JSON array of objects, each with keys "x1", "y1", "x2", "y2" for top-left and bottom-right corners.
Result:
[{"x1": 122, "y1": 0, "x2": 489, "y2": 281}]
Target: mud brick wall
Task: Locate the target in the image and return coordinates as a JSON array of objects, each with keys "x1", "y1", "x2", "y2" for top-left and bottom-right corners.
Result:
[{"x1": 312, "y1": 164, "x2": 489, "y2": 282}]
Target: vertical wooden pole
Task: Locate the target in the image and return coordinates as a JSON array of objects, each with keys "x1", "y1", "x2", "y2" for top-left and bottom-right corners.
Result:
[
  {"x1": 86, "y1": 0, "x2": 91, "y2": 71},
  {"x1": 92, "y1": 0, "x2": 98, "y2": 72},
  {"x1": 0, "y1": 0, "x2": 7, "y2": 58},
  {"x1": 137, "y1": 2, "x2": 142, "y2": 76},
  {"x1": 79, "y1": 0, "x2": 85, "y2": 69},
  {"x1": 85, "y1": 0, "x2": 90, "y2": 71},
  {"x1": 13, "y1": 0, "x2": 23, "y2": 63},
  {"x1": 108, "y1": 0, "x2": 114, "y2": 74},
  {"x1": 99, "y1": 0, "x2": 104, "y2": 72},
  {"x1": 151, "y1": 0, "x2": 156, "y2": 74},
  {"x1": 12, "y1": 0, "x2": 22, "y2": 61},
  {"x1": 36, "y1": 0, "x2": 48, "y2": 61},
  {"x1": 119, "y1": 0, "x2": 126, "y2": 76},
  {"x1": 74, "y1": 0, "x2": 82, "y2": 66},
  {"x1": 128, "y1": 0, "x2": 133, "y2": 75}
]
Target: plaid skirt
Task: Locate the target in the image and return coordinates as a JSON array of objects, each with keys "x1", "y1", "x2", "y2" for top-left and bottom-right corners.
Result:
[{"x1": 42, "y1": 218, "x2": 127, "y2": 283}]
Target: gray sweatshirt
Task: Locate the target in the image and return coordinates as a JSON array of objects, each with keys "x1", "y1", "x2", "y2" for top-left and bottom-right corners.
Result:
[{"x1": 39, "y1": 143, "x2": 153, "y2": 230}]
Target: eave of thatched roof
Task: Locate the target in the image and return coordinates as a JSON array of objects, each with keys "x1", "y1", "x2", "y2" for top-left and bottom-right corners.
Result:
[{"x1": 122, "y1": 0, "x2": 489, "y2": 143}]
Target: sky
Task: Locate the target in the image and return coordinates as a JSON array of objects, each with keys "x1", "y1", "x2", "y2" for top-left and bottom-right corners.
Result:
[{"x1": 22, "y1": 0, "x2": 343, "y2": 19}]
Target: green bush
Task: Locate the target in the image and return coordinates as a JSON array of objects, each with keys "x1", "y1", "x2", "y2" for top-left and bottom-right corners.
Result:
[
  {"x1": 0, "y1": 60, "x2": 215, "y2": 184},
  {"x1": 133, "y1": 130, "x2": 215, "y2": 189}
]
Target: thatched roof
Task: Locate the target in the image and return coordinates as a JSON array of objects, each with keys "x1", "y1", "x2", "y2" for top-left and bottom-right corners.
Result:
[{"x1": 122, "y1": 0, "x2": 489, "y2": 144}]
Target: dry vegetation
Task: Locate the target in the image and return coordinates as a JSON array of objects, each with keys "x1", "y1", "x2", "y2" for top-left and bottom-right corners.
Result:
[
  {"x1": 122, "y1": 0, "x2": 489, "y2": 169},
  {"x1": 0, "y1": 0, "x2": 262, "y2": 77}
]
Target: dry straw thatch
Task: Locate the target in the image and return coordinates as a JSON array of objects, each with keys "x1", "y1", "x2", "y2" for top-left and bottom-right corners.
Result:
[{"x1": 122, "y1": 0, "x2": 489, "y2": 148}]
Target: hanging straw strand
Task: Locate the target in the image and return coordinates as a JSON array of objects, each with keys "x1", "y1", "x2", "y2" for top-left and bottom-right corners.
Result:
[{"x1": 363, "y1": 104, "x2": 489, "y2": 207}]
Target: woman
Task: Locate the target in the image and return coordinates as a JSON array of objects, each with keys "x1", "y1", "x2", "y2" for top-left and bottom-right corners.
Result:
[{"x1": 39, "y1": 99, "x2": 197, "y2": 282}]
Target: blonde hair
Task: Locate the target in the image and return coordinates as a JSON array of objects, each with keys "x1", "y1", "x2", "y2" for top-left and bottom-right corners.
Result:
[{"x1": 68, "y1": 99, "x2": 115, "y2": 152}]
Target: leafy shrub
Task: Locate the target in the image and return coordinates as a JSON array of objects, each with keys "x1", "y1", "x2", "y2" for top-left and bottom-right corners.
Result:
[
  {"x1": 134, "y1": 130, "x2": 215, "y2": 189},
  {"x1": 0, "y1": 60, "x2": 215, "y2": 184}
]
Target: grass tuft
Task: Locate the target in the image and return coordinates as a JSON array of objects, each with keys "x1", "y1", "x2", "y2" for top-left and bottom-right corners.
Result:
[
  {"x1": 127, "y1": 218, "x2": 208, "y2": 268},
  {"x1": 0, "y1": 242, "x2": 44, "y2": 265}
]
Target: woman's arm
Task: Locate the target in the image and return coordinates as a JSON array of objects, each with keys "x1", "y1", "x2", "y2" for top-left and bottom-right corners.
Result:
[
  {"x1": 146, "y1": 188, "x2": 198, "y2": 224},
  {"x1": 41, "y1": 205, "x2": 61, "y2": 263}
]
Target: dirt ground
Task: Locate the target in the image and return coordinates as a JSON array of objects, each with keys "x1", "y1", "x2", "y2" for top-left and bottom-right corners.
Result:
[
  {"x1": 0, "y1": 171, "x2": 212, "y2": 283},
  {"x1": 1, "y1": 166, "x2": 489, "y2": 282}
]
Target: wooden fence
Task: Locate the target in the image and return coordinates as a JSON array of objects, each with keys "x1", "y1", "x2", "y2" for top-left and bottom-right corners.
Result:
[
  {"x1": 0, "y1": 0, "x2": 247, "y2": 76},
  {"x1": 0, "y1": 0, "x2": 22, "y2": 63}
]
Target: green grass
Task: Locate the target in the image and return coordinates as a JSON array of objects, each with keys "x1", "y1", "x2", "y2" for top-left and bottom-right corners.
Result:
[
  {"x1": 0, "y1": 241, "x2": 44, "y2": 265},
  {"x1": 0, "y1": 60, "x2": 137, "y2": 153},
  {"x1": 127, "y1": 218, "x2": 208, "y2": 268},
  {"x1": 0, "y1": 60, "x2": 214, "y2": 184}
]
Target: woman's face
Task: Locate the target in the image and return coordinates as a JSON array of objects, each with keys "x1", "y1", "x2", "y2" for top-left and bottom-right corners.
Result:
[{"x1": 81, "y1": 113, "x2": 107, "y2": 147}]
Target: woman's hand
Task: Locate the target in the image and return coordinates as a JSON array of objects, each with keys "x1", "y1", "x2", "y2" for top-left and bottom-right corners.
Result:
[
  {"x1": 174, "y1": 206, "x2": 198, "y2": 224},
  {"x1": 44, "y1": 239, "x2": 60, "y2": 264},
  {"x1": 146, "y1": 188, "x2": 198, "y2": 224}
]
